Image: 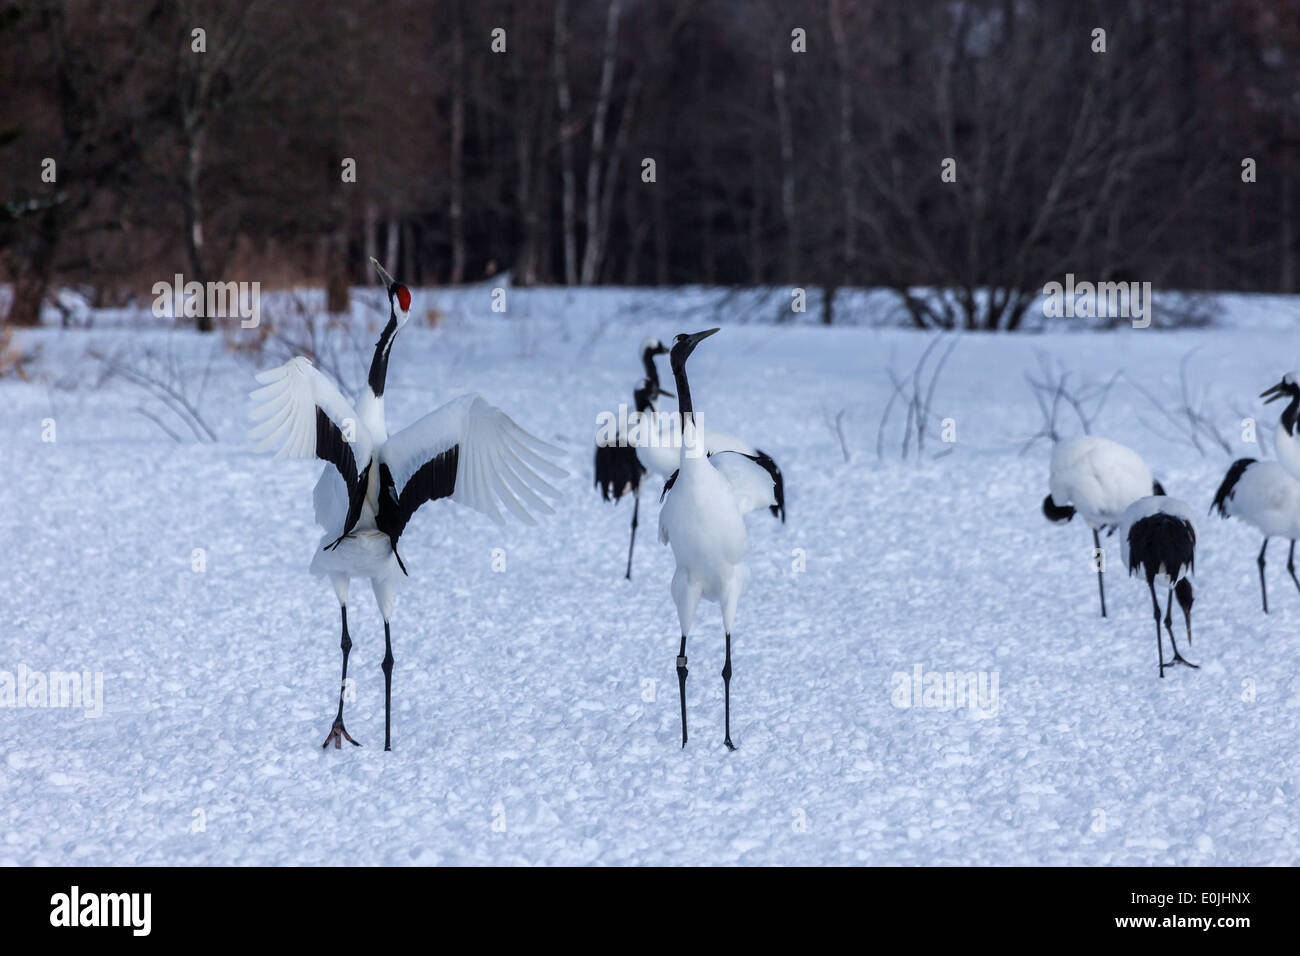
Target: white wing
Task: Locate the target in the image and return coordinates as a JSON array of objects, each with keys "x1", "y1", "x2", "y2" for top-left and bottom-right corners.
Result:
[
  {"x1": 248, "y1": 356, "x2": 374, "y2": 535},
  {"x1": 709, "y1": 451, "x2": 777, "y2": 516},
  {"x1": 312, "y1": 467, "x2": 349, "y2": 535},
  {"x1": 376, "y1": 394, "x2": 566, "y2": 541}
]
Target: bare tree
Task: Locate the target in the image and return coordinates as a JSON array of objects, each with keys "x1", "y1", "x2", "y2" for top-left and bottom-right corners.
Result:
[
  {"x1": 553, "y1": 0, "x2": 579, "y2": 286},
  {"x1": 578, "y1": 0, "x2": 623, "y2": 285}
]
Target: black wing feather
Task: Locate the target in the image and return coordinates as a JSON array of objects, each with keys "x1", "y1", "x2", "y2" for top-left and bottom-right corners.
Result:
[
  {"x1": 375, "y1": 446, "x2": 460, "y2": 547},
  {"x1": 315, "y1": 406, "x2": 368, "y2": 538}
]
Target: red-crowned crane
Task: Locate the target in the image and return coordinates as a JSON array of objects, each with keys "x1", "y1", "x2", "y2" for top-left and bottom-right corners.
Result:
[
  {"x1": 1211, "y1": 457, "x2": 1300, "y2": 613},
  {"x1": 1120, "y1": 495, "x2": 1198, "y2": 678},
  {"x1": 249, "y1": 258, "x2": 565, "y2": 751},
  {"x1": 657, "y1": 329, "x2": 776, "y2": 751},
  {"x1": 1261, "y1": 374, "x2": 1300, "y2": 482},
  {"x1": 595, "y1": 337, "x2": 785, "y2": 580},
  {"x1": 1042, "y1": 435, "x2": 1166, "y2": 617}
]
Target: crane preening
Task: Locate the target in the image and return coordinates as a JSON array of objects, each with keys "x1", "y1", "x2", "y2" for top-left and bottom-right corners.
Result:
[
  {"x1": 1042, "y1": 436, "x2": 1166, "y2": 617},
  {"x1": 657, "y1": 329, "x2": 776, "y2": 751},
  {"x1": 595, "y1": 337, "x2": 785, "y2": 580},
  {"x1": 249, "y1": 258, "x2": 565, "y2": 751}
]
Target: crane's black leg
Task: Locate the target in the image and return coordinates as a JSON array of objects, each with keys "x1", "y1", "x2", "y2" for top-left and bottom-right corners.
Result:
[
  {"x1": 1092, "y1": 529, "x2": 1107, "y2": 618},
  {"x1": 1149, "y1": 581, "x2": 1166, "y2": 678},
  {"x1": 1167, "y1": 585, "x2": 1198, "y2": 669},
  {"x1": 625, "y1": 490, "x2": 640, "y2": 580},
  {"x1": 1177, "y1": 579, "x2": 1195, "y2": 649},
  {"x1": 1163, "y1": 586, "x2": 1175, "y2": 644},
  {"x1": 1258, "y1": 538, "x2": 1270, "y2": 614},
  {"x1": 323, "y1": 605, "x2": 360, "y2": 749},
  {"x1": 722, "y1": 631, "x2": 736, "y2": 751},
  {"x1": 1287, "y1": 541, "x2": 1300, "y2": 600},
  {"x1": 381, "y1": 620, "x2": 394, "y2": 751},
  {"x1": 676, "y1": 634, "x2": 689, "y2": 748}
]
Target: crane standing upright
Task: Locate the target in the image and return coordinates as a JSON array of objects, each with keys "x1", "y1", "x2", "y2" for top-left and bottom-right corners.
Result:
[
  {"x1": 596, "y1": 337, "x2": 785, "y2": 580},
  {"x1": 657, "y1": 329, "x2": 776, "y2": 750}
]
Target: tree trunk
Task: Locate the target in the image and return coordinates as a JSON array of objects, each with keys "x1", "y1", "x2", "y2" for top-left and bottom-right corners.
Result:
[
  {"x1": 6, "y1": 211, "x2": 58, "y2": 326},
  {"x1": 385, "y1": 217, "x2": 400, "y2": 273},
  {"x1": 449, "y1": 10, "x2": 466, "y2": 285},
  {"x1": 181, "y1": 121, "x2": 211, "y2": 331},
  {"x1": 653, "y1": 176, "x2": 668, "y2": 286},
  {"x1": 829, "y1": 0, "x2": 856, "y2": 283},
  {"x1": 402, "y1": 219, "x2": 417, "y2": 285},
  {"x1": 772, "y1": 55, "x2": 798, "y2": 282},
  {"x1": 363, "y1": 201, "x2": 378, "y2": 272},
  {"x1": 553, "y1": 0, "x2": 578, "y2": 285},
  {"x1": 579, "y1": 0, "x2": 622, "y2": 285},
  {"x1": 325, "y1": 228, "x2": 349, "y2": 314},
  {"x1": 516, "y1": 128, "x2": 539, "y2": 286}
]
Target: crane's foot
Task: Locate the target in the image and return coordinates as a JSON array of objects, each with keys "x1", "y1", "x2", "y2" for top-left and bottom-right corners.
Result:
[
  {"x1": 1159, "y1": 654, "x2": 1199, "y2": 676},
  {"x1": 724, "y1": 737, "x2": 737, "y2": 752},
  {"x1": 322, "y1": 717, "x2": 361, "y2": 749}
]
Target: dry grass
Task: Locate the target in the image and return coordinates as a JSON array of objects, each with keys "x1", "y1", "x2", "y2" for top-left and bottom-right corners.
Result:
[{"x1": 0, "y1": 326, "x2": 39, "y2": 380}]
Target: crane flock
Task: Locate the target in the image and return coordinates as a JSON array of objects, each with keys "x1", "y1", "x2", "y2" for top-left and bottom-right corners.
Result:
[
  {"x1": 248, "y1": 260, "x2": 1300, "y2": 749},
  {"x1": 1040, "y1": 372, "x2": 1300, "y2": 678}
]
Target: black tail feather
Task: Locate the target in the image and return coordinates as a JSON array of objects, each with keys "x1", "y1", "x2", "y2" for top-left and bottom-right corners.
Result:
[
  {"x1": 659, "y1": 468, "x2": 679, "y2": 502},
  {"x1": 594, "y1": 441, "x2": 644, "y2": 503},
  {"x1": 1152, "y1": 480, "x2": 1167, "y2": 496},
  {"x1": 1128, "y1": 513, "x2": 1196, "y2": 580},
  {"x1": 1042, "y1": 494, "x2": 1075, "y2": 524},
  {"x1": 1210, "y1": 458, "x2": 1255, "y2": 518},
  {"x1": 751, "y1": 449, "x2": 786, "y2": 522}
]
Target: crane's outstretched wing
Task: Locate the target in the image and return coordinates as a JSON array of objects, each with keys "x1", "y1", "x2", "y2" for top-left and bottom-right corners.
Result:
[
  {"x1": 594, "y1": 438, "x2": 644, "y2": 502},
  {"x1": 248, "y1": 356, "x2": 374, "y2": 538},
  {"x1": 376, "y1": 394, "x2": 566, "y2": 549},
  {"x1": 708, "y1": 451, "x2": 778, "y2": 516}
]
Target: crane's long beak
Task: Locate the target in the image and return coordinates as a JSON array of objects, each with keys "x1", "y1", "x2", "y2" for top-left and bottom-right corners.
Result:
[
  {"x1": 656, "y1": 386, "x2": 675, "y2": 399},
  {"x1": 1261, "y1": 382, "x2": 1289, "y2": 403},
  {"x1": 686, "y1": 328, "x2": 720, "y2": 346},
  {"x1": 370, "y1": 257, "x2": 397, "y2": 288}
]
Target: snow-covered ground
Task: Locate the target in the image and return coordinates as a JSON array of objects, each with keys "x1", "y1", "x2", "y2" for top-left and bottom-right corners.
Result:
[{"x1": 2, "y1": 287, "x2": 1298, "y2": 865}]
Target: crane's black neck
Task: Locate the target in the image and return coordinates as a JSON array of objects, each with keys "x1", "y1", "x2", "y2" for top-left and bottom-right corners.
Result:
[
  {"x1": 633, "y1": 383, "x2": 655, "y2": 414},
  {"x1": 368, "y1": 313, "x2": 399, "y2": 398},
  {"x1": 671, "y1": 360, "x2": 694, "y2": 426},
  {"x1": 642, "y1": 348, "x2": 661, "y2": 388},
  {"x1": 1283, "y1": 392, "x2": 1300, "y2": 436}
]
